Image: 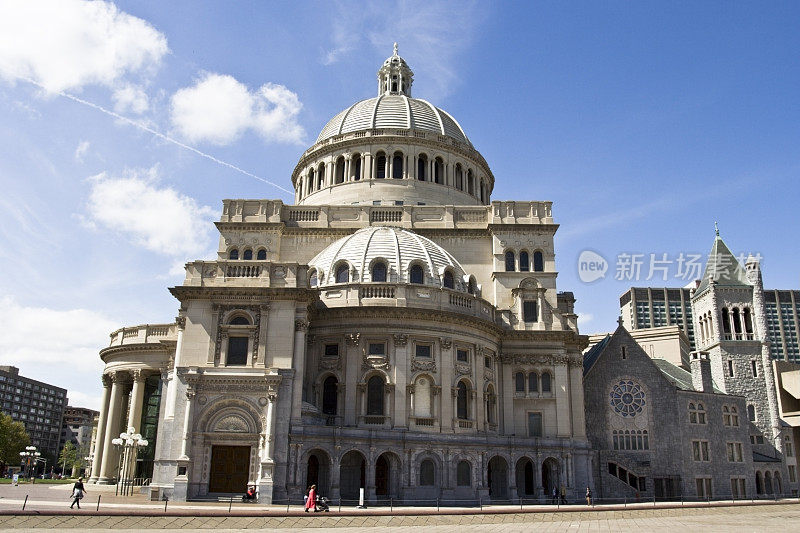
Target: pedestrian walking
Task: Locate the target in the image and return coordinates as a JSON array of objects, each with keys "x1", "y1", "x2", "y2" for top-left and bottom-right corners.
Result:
[
  {"x1": 560, "y1": 485, "x2": 567, "y2": 504},
  {"x1": 551, "y1": 486, "x2": 557, "y2": 504},
  {"x1": 70, "y1": 477, "x2": 87, "y2": 509},
  {"x1": 305, "y1": 484, "x2": 317, "y2": 512},
  {"x1": 586, "y1": 486, "x2": 592, "y2": 506}
]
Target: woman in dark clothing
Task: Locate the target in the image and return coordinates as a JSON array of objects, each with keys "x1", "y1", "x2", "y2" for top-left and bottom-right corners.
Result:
[{"x1": 70, "y1": 477, "x2": 87, "y2": 509}]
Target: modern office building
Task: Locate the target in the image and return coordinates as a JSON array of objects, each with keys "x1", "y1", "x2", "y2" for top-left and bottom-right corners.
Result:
[{"x1": 0, "y1": 365, "x2": 67, "y2": 458}]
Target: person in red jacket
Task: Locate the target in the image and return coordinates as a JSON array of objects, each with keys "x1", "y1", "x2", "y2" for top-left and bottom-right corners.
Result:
[{"x1": 304, "y1": 485, "x2": 317, "y2": 512}]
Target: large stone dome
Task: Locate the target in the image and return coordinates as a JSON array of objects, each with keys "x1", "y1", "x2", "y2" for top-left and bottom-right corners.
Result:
[
  {"x1": 308, "y1": 226, "x2": 473, "y2": 290},
  {"x1": 316, "y1": 95, "x2": 471, "y2": 147}
]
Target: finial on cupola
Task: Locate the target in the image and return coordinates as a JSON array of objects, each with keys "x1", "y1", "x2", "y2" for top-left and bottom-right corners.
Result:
[{"x1": 715, "y1": 221, "x2": 720, "y2": 237}]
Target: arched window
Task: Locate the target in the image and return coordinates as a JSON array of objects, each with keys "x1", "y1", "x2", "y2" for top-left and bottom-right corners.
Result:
[
  {"x1": 307, "y1": 168, "x2": 315, "y2": 192},
  {"x1": 456, "y1": 460, "x2": 471, "y2": 486},
  {"x1": 243, "y1": 249, "x2": 253, "y2": 260},
  {"x1": 409, "y1": 264, "x2": 424, "y2": 284},
  {"x1": 533, "y1": 251, "x2": 544, "y2": 272},
  {"x1": 309, "y1": 270, "x2": 318, "y2": 287},
  {"x1": 467, "y1": 170, "x2": 474, "y2": 195},
  {"x1": 468, "y1": 277, "x2": 477, "y2": 295},
  {"x1": 731, "y1": 406, "x2": 739, "y2": 427},
  {"x1": 689, "y1": 403, "x2": 697, "y2": 423},
  {"x1": 229, "y1": 248, "x2": 239, "y2": 260},
  {"x1": 335, "y1": 264, "x2": 349, "y2": 284},
  {"x1": 722, "y1": 308, "x2": 731, "y2": 335},
  {"x1": 417, "y1": 154, "x2": 427, "y2": 181},
  {"x1": 697, "y1": 403, "x2": 706, "y2": 424},
  {"x1": 748, "y1": 404, "x2": 756, "y2": 421},
  {"x1": 528, "y1": 372, "x2": 539, "y2": 393},
  {"x1": 515, "y1": 372, "x2": 525, "y2": 392},
  {"x1": 322, "y1": 376, "x2": 338, "y2": 415},
  {"x1": 519, "y1": 251, "x2": 529, "y2": 271},
  {"x1": 456, "y1": 381, "x2": 468, "y2": 420},
  {"x1": 353, "y1": 154, "x2": 362, "y2": 181},
  {"x1": 318, "y1": 164, "x2": 325, "y2": 189},
  {"x1": 229, "y1": 316, "x2": 250, "y2": 325},
  {"x1": 335, "y1": 156, "x2": 345, "y2": 184},
  {"x1": 376, "y1": 153, "x2": 386, "y2": 179},
  {"x1": 744, "y1": 308, "x2": 753, "y2": 334},
  {"x1": 443, "y1": 270, "x2": 454, "y2": 289},
  {"x1": 371, "y1": 262, "x2": 387, "y2": 282},
  {"x1": 505, "y1": 250, "x2": 515, "y2": 272},
  {"x1": 455, "y1": 164, "x2": 463, "y2": 190},
  {"x1": 392, "y1": 152, "x2": 403, "y2": 179},
  {"x1": 479, "y1": 179, "x2": 485, "y2": 202},
  {"x1": 419, "y1": 459, "x2": 435, "y2": 486},
  {"x1": 434, "y1": 158, "x2": 443, "y2": 184},
  {"x1": 366, "y1": 376, "x2": 385, "y2": 416},
  {"x1": 733, "y1": 307, "x2": 743, "y2": 335},
  {"x1": 256, "y1": 249, "x2": 267, "y2": 260},
  {"x1": 541, "y1": 372, "x2": 551, "y2": 393}
]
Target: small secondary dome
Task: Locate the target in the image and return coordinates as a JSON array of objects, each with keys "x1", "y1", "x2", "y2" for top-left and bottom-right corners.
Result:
[
  {"x1": 315, "y1": 43, "x2": 471, "y2": 146},
  {"x1": 308, "y1": 226, "x2": 474, "y2": 290}
]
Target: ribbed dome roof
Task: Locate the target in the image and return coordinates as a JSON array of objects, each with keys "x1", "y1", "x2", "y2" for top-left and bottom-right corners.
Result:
[
  {"x1": 308, "y1": 226, "x2": 471, "y2": 289},
  {"x1": 315, "y1": 95, "x2": 471, "y2": 146}
]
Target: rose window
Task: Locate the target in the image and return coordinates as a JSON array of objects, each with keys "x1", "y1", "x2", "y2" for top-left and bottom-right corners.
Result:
[{"x1": 610, "y1": 380, "x2": 646, "y2": 417}]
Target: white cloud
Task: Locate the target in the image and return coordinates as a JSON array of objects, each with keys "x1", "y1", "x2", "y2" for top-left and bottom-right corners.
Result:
[
  {"x1": 84, "y1": 167, "x2": 217, "y2": 258},
  {"x1": 170, "y1": 73, "x2": 305, "y2": 145},
  {"x1": 323, "y1": 0, "x2": 483, "y2": 100},
  {"x1": 112, "y1": 84, "x2": 149, "y2": 114},
  {"x1": 0, "y1": 0, "x2": 168, "y2": 99},
  {"x1": 0, "y1": 295, "x2": 118, "y2": 410},
  {"x1": 74, "y1": 140, "x2": 90, "y2": 162}
]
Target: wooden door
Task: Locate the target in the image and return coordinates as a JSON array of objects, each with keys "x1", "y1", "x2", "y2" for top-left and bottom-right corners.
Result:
[{"x1": 209, "y1": 445, "x2": 250, "y2": 493}]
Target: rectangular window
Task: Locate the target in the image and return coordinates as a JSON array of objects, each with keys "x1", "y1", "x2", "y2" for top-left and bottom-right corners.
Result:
[
  {"x1": 528, "y1": 412, "x2": 543, "y2": 437},
  {"x1": 751, "y1": 360, "x2": 758, "y2": 377},
  {"x1": 731, "y1": 478, "x2": 746, "y2": 498},
  {"x1": 790, "y1": 465, "x2": 797, "y2": 483},
  {"x1": 415, "y1": 344, "x2": 432, "y2": 358},
  {"x1": 368, "y1": 343, "x2": 386, "y2": 356},
  {"x1": 727, "y1": 360, "x2": 735, "y2": 377},
  {"x1": 324, "y1": 344, "x2": 339, "y2": 357},
  {"x1": 786, "y1": 437, "x2": 794, "y2": 457},
  {"x1": 727, "y1": 442, "x2": 743, "y2": 462},
  {"x1": 693, "y1": 440, "x2": 710, "y2": 461},
  {"x1": 523, "y1": 301, "x2": 538, "y2": 323},
  {"x1": 456, "y1": 349, "x2": 468, "y2": 362},
  {"x1": 226, "y1": 336, "x2": 248, "y2": 365},
  {"x1": 696, "y1": 477, "x2": 712, "y2": 499},
  {"x1": 484, "y1": 356, "x2": 491, "y2": 368}
]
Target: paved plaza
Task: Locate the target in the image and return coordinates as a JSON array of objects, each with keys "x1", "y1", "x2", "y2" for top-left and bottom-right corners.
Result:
[{"x1": 1, "y1": 483, "x2": 800, "y2": 531}]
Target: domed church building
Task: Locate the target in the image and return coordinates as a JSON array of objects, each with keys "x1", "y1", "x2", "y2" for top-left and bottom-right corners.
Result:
[{"x1": 88, "y1": 46, "x2": 591, "y2": 504}]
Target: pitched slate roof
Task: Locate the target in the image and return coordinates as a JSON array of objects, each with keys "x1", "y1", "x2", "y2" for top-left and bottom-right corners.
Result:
[
  {"x1": 583, "y1": 334, "x2": 610, "y2": 376},
  {"x1": 696, "y1": 235, "x2": 750, "y2": 294},
  {"x1": 651, "y1": 358, "x2": 723, "y2": 394}
]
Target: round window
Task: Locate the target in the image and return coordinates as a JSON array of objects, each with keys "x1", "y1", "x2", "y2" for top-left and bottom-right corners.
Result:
[{"x1": 610, "y1": 380, "x2": 646, "y2": 417}]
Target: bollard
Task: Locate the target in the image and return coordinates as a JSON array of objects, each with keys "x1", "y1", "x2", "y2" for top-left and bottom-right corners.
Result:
[
  {"x1": 229, "y1": 497, "x2": 233, "y2": 513},
  {"x1": 287, "y1": 500, "x2": 290, "y2": 513},
  {"x1": 624, "y1": 496, "x2": 626, "y2": 508},
  {"x1": 437, "y1": 497, "x2": 440, "y2": 512},
  {"x1": 164, "y1": 497, "x2": 168, "y2": 513},
  {"x1": 653, "y1": 494, "x2": 656, "y2": 507},
  {"x1": 390, "y1": 497, "x2": 393, "y2": 512},
  {"x1": 97, "y1": 495, "x2": 101, "y2": 511},
  {"x1": 479, "y1": 496, "x2": 482, "y2": 510},
  {"x1": 338, "y1": 497, "x2": 341, "y2": 513},
  {"x1": 22, "y1": 495, "x2": 28, "y2": 511},
  {"x1": 520, "y1": 497, "x2": 523, "y2": 511}
]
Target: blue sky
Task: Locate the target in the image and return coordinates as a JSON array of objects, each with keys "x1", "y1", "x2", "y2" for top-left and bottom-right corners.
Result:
[{"x1": 1, "y1": 1, "x2": 798, "y2": 410}]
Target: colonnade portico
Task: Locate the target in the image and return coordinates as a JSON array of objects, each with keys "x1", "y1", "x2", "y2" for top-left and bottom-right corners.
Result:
[{"x1": 89, "y1": 368, "x2": 158, "y2": 484}]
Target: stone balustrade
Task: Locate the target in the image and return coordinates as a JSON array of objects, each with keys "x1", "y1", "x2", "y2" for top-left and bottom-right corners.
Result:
[{"x1": 108, "y1": 323, "x2": 178, "y2": 346}]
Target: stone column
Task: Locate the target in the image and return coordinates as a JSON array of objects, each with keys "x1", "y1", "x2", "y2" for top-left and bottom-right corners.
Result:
[
  {"x1": 165, "y1": 315, "x2": 186, "y2": 418},
  {"x1": 440, "y1": 344, "x2": 454, "y2": 432},
  {"x1": 179, "y1": 384, "x2": 196, "y2": 460},
  {"x1": 330, "y1": 453, "x2": 341, "y2": 500},
  {"x1": 89, "y1": 374, "x2": 112, "y2": 483},
  {"x1": 569, "y1": 357, "x2": 587, "y2": 438},
  {"x1": 98, "y1": 372, "x2": 126, "y2": 483},
  {"x1": 393, "y1": 334, "x2": 408, "y2": 428},
  {"x1": 127, "y1": 370, "x2": 146, "y2": 431},
  {"x1": 290, "y1": 319, "x2": 308, "y2": 424},
  {"x1": 501, "y1": 361, "x2": 514, "y2": 435},
  {"x1": 344, "y1": 333, "x2": 360, "y2": 426},
  {"x1": 264, "y1": 390, "x2": 278, "y2": 460},
  {"x1": 554, "y1": 354, "x2": 571, "y2": 437}
]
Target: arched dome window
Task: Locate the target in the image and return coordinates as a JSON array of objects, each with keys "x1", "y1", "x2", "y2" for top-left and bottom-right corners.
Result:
[
  {"x1": 318, "y1": 163, "x2": 326, "y2": 189},
  {"x1": 533, "y1": 251, "x2": 544, "y2": 272},
  {"x1": 541, "y1": 372, "x2": 552, "y2": 393},
  {"x1": 479, "y1": 179, "x2": 485, "y2": 203},
  {"x1": 519, "y1": 251, "x2": 529, "y2": 272},
  {"x1": 229, "y1": 248, "x2": 239, "y2": 260},
  {"x1": 335, "y1": 264, "x2": 349, "y2": 284},
  {"x1": 409, "y1": 264, "x2": 424, "y2": 284},
  {"x1": 371, "y1": 261, "x2": 387, "y2": 282},
  {"x1": 376, "y1": 152, "x2": 386, "y2": 179},
  {"x1": 417, "y1": 154, "x2": 427, "y2": 181},
  {"x1": 309, "y1": 269, "x2": 319, "y2": 287},
  {"x1": 467, "y1": 170, "x2": 474, "y2": 195},
  {"x1": 335, "y1": 156, "x2": 345, "y2": 184},
  {"x1": 455, "y1": 164, "x2": 463, "y2": 190},
  {"x1": 443, "y1": 270, "x2": 454, "y2": 289},
  {"x1": 434, "y1": 157, "x2": 443, "y2": 184},
  {"x1": 367, "y1": 375, "x2": 385, "y2": 416},
  {"x1": 257, "y1": 249, "x2": 267, "y2": 260},
  {"x1": 468, "y1": 277, "x2": 477, "y2": 295},
  {"x1": 352, "y1": 153, "x2": 362, "y2": 181},
  {"x1": 243, "y1": 249, "x2": 253, "y2": 260},
  {"x1": 308, "y1": 168, "x2": 315, "y2": 192},
  {"x1": 505, "y1": 251, "x2": 515, "y2": 272},
  {"x1": 456, "y1": 381, "x2": 469, "y2": 420},
  {"x1": 392, "y1": 152, "x2": 403, "y2": 179}
]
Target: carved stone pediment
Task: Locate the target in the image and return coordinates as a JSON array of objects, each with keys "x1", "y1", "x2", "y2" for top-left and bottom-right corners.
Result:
[
  {"x1": 214, "y1": 415, "x2": 249, "y2": 433},
  {"x1": 319, "y1": 357, "x2": 341, "y2": 370},
  {"x1": 455, "y1": 362, "x2": 471, "y2": 376},
  {"x1": 412, "y1": 359, "x2": 436, "y2": 372}
]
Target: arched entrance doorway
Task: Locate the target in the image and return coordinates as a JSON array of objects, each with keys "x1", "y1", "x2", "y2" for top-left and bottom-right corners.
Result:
[
  {"x1": 542, "y1": 457, "x2": 560, "y2": 498},
  {"x1": 487, "y1": 456, "x2": 508, "y2": 500},
  {"x1": 305, "y1": 450, "x2": 331, "y2": 496},
  {"x1": 340, "y1": 450, "x2": 366, "y2": 502},
  {"x1": 515, "y1": 457, "x2": 535, "y2": 497},
  {"x1": 375, "y1": 452, "x2": 401, "y2": 498}
]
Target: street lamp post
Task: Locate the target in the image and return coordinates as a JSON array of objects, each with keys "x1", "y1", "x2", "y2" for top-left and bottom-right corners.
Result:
[
  {"x1": 19, "y1": 446, "x2": 40, "y2": 483},
  {"x1": 111, "y1": 427, "x2": 148, "y2": 497}
]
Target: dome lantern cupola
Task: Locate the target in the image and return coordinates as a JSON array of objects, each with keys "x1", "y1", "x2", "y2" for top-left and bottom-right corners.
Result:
[{"x1": 377, "y1": 42, "x2": 414, "y2": 97}]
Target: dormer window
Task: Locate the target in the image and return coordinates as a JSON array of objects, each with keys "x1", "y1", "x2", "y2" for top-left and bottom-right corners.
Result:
[
  {"x1": 409, "y1": 265, "x2": 424, "y2": 284},
  {"x1": 335, "y1": 264, "x2": 349, "y2": 283},
  {"x1": 371, "y1": 262, "x2": 387, "y2": 282}
]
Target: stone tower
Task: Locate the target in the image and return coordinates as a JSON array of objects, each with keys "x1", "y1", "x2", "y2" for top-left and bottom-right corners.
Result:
[{"x1": 690, "y1": 228, "x2": 785, "y2": 458}]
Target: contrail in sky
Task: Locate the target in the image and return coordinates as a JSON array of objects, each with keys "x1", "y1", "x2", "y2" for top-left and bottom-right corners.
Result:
[{"x1": 2, "y1": 70, "x2": 294, "y2": 195}]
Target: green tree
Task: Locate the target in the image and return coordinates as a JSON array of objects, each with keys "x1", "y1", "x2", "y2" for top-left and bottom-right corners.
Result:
[
  {"x1": 0, "y1": 412, "x2": 30, "y2": 467},
  {"x1": 58, "y1": 441, "x2": 78, "y2": 475}
]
